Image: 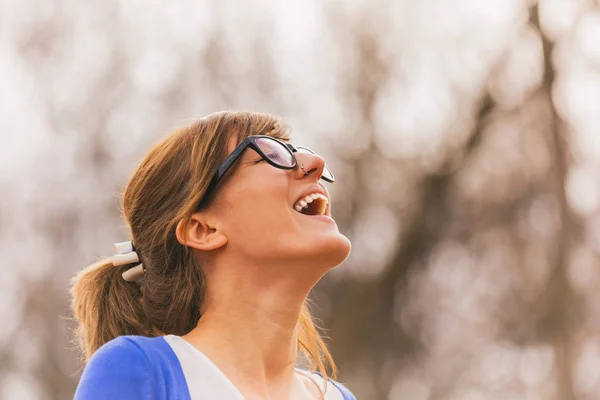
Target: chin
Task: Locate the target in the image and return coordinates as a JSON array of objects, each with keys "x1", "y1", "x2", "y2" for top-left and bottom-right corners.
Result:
[{"x1": 310, "y1": 232, "x2": 352, "y2": 268}]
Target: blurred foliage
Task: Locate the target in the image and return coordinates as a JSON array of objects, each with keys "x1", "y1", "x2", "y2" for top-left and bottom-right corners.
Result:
[{"x1": 2, "y1": 0, "x2": 600, "y2": 399}]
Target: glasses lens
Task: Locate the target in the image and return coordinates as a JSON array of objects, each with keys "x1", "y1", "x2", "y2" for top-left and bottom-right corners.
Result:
[
  {"x1": 255, "y1": 137, "x2": 295, "y2": 167},
  {"x1": 297, "y1": 146, "x2": 335, "y2": 182}
]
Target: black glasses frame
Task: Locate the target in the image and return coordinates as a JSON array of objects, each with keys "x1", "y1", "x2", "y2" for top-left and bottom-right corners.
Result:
[{"x1": 200, "y1": 135, "x2": 334, "y2": 207}]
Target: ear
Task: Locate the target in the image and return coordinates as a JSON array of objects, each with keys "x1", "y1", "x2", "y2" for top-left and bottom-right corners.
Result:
[{"x1": 176, "y1": 213, "x2": 228, "y2": 251}]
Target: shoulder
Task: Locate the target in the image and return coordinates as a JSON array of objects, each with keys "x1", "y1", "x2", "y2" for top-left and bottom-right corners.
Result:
[
  {"x1": 75, "y1": 335, "x2": 188, "y2": 400},
  {"x1": 75, "y1": 336, "x2": 155, "y2": 399},
  {"x1": 87, "y1": 335, "x2": 158, "y2": 372},
  {"x1": 297, "y1": 370, "x2": 357, "y2": 400},
  {"x1": 86, "y1": 335, "x2": 169, "y2": 369}
]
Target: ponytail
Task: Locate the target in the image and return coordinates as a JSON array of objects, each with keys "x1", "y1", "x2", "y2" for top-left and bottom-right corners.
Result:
[{"x1": 70, "y1": 259, "x2": 157, "y2": 361}]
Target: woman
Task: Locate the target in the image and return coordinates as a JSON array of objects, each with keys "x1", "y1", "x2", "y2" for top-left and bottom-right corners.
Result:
[{"x1": 71, "y1": 111, "x2": 356, "y2": 399}]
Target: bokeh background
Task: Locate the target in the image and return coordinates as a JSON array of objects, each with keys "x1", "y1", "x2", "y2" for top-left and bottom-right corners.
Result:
[{"x1": 2, "y1": 0, "x2": 600, "y2": 399}]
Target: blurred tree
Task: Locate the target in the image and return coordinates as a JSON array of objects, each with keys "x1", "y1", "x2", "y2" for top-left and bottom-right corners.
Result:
[{"x1": 3, "y1": 1, "x2": 600, "y2": 399}]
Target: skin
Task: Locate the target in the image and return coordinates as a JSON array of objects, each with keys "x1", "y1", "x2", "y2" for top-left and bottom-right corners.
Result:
[{"x1": 175, "y1": 134, "x2": 352, "y2": 400}]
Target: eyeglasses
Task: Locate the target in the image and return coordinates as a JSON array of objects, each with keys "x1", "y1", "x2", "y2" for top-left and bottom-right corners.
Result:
[{"x1": 200, "y1": 135, "x2": 334, "y2": 206}]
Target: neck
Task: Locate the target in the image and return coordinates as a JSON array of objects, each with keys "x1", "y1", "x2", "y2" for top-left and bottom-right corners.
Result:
[{"x1": 183, "y1": 259, "x2": 322, "y2": 399}]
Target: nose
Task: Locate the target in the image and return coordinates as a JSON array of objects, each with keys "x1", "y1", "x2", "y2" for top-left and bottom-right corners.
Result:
[{"x1": 295, "y1": 152, "x2": 326, "y2": 181}]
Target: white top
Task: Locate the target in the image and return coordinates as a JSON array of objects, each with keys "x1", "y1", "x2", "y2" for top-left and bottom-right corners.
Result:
[{"x1": 164, "y1": 335, "x2": 344, "y2": 400}]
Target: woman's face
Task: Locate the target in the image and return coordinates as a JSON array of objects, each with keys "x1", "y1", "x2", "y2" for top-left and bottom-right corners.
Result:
[{"x1": 212, "y1": 134, "x2": 351, "y2": 273}]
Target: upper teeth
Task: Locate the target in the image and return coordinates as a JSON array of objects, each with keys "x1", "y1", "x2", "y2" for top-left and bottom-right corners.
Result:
[{"x1": 294, "y1": 193, "x2": 328, "y2": 212}]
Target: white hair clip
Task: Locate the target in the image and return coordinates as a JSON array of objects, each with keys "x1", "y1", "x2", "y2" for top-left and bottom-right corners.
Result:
[{"x1": 112, "y1": 240, "x2": 145, "y2": 282}]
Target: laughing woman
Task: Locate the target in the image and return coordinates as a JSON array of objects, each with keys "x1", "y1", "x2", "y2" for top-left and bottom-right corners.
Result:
[{"x1": 71, "y1": 111, "x2": 356, "y2": 400}]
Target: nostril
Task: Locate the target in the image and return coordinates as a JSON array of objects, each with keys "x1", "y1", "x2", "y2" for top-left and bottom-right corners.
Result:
[
  {"x1": 299, "y1": 164, "x2": 309, "y2": 176},
  {"x1": 302, "y1": 166, "x2": 318, "y2": 176}
]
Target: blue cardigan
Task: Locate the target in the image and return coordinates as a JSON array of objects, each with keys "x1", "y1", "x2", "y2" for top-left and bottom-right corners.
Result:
[{"x1": 75, "y1": 336, "x2": 356, "y2": 399}]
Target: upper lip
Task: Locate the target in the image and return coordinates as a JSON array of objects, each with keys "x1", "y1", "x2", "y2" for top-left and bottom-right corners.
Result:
[{"x1": 293, "y1": 184, "x2": 330, "y2": 215}]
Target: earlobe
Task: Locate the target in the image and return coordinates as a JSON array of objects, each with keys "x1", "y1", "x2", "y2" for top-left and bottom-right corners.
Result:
[{"x1": 175, "y1": 215, "x2": 228, "y2": 251}]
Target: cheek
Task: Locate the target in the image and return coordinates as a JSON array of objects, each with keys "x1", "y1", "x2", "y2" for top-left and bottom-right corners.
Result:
[
  {"x1": 222, "y1": 183, "x2": 351, "y2": 267},
  {"x1": 228, "y1": 206, "x2": 296, "y2": 261},
  {"x1": 221, "y1": 174, "x2": 293, "y2": 243}
]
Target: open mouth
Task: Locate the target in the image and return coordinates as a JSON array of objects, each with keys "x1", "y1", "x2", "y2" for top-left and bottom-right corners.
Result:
[{"x1": 293, "y1": 193, "x2": 329, "y2": 216}]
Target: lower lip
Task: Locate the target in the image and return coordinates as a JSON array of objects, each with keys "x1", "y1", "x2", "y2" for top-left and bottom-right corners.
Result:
[{"x1": 295, "y1": 212, "x2": 336, "y2": 223}]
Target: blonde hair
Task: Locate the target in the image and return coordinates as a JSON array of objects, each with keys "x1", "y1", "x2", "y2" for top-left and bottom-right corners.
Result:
[{"x1": 70, "y1": 111, "x2": 337, "y2": 395}]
